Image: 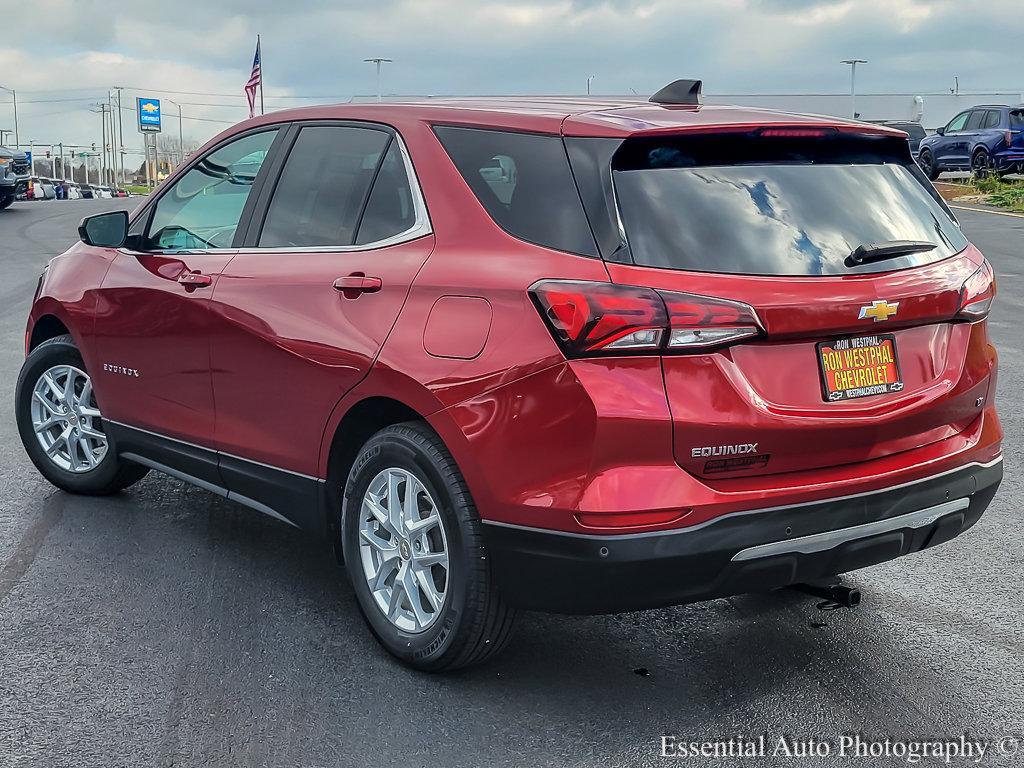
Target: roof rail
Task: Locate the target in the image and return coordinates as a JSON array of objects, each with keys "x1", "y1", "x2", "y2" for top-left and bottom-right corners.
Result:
[{"x1": 649, "y1": 79, "x2": 702, "y2": 106}]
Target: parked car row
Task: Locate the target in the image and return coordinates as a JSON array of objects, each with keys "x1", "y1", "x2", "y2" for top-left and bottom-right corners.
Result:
[{"x1": 21, "y1": 178, "x2": 131, "y2": 201}]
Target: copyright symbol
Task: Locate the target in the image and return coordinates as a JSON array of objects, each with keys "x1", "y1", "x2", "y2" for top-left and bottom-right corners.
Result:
[{"x1": 998, "y1": 737, "x2": 1019, "y2": 756}]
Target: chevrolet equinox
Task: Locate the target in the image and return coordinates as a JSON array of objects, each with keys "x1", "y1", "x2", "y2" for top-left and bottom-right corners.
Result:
[{"x1": 16, "y1": 81, "x2": 1003, "y2": 671}]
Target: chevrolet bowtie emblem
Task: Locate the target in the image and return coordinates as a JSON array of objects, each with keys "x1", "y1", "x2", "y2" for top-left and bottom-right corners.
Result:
[{"x1": 858, "y1": 300, "x2": 899, "y2": 322}]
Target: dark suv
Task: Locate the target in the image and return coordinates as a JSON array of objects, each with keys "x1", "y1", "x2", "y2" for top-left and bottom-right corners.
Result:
[
  {"x1": 16, "y1": 81, "x2": 1002, "y2": 671},
  {"x1": 918, "y1": 104, "x2": 1024, "y2": 178},
  {"x1": 0, "y1": 146, "x2": 30, "y2": 208}
]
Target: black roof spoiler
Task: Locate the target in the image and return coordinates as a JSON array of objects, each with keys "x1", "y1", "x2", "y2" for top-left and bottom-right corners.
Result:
[{"x1": 649, "y1": 79, "x2": 702, "y2": 106}]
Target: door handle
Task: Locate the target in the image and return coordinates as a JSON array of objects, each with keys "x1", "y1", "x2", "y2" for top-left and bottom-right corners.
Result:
[
  {"x1": 178, "y1": 270, "x2": 213, "y2": 289},
  {"x1": 333, "y1": 274, "x2": 382, "y2": 296}
]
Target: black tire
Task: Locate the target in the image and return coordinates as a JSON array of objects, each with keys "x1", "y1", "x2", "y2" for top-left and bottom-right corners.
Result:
[
  {"x1": 0, "y1": 195, "x2": 13, "y2": 210},
  {"x1": 15, "y1": 334, "x2": 148, "y2": 495},
  {"x1": 918, "y1": 150, "x2": 940, "y2": 181},
  {"x1": 341, "y1": 422, "x2": 516, "y2": 671},
  {"x1": 971, "y1": 148, "x2": 992, "y2": 178}
]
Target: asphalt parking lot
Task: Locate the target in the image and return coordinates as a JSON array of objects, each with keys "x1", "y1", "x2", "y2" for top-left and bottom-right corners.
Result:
[{"x1": 0, "y1": 198, "x2": 1021, "y2": 768}]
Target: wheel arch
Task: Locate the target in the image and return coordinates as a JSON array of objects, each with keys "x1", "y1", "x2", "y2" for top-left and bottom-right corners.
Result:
[
  {"x1": 27, "y1": 313, "x2": 72, "y2": 352},
  {"x1": 322, "y1": 395, "x2": 428, "y2": 536}
]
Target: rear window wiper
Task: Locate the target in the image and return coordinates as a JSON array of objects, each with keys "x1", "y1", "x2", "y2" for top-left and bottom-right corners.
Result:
[{"x1": 846, "y1": 240, "x2": 937, "y2": 267}]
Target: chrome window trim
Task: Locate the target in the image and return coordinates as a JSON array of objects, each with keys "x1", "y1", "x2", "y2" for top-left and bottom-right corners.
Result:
[{"x1": 122, "y1": 127, "x2": 432, "y2": 258}]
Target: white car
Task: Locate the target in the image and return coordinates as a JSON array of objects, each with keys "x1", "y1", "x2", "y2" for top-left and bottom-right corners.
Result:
[{"x1": 67, "y1": 184, "x2": 81, "y2": 200}]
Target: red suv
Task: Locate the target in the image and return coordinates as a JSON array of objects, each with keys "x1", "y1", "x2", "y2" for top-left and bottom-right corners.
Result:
[{"x1": 16, "y1": 81, "x2": 1003, "y2": 671}]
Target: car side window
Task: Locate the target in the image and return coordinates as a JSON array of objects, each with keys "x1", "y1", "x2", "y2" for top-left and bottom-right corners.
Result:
[
  {"x1": 964, "y1": 111, "x2": 986, "y2": 131},
  {"x1": 982, "y1": 110, "x2": 1002, "y2": 129},
  {"x1": 945, "y1": 112, "x2": 970, "y2": 133},
  {"x1": 354, "y1": 139, "x2": 417, "y2": 245},
  {"x1": 434, "y1": 126, "x2": 599, "y2": 257},
  {"x1": 258, "y1": 125, "x2": 390, "y2": 248},
  {"x1": 145, "y1": 130, "x2": 278, "y2": 250}
]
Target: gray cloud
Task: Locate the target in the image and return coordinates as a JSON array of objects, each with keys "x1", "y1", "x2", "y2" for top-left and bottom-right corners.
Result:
[{"x1": 0, "y1": 0, "x2": 1019, "y2": 153}]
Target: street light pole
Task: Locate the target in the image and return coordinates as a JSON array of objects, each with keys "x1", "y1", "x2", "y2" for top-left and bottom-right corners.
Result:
[
  {"x1": 166, "y1": 98, "x2": 185, "y2": 168},
  {"x1": 840, "y1": 59, "x2": 867, "y2": 119},
  {"x1": 363, "y1": 58, "x2": 392, "y2": 103},
  {"x1": 587, "y1": 75, "x2": 595, "y2": 96}
]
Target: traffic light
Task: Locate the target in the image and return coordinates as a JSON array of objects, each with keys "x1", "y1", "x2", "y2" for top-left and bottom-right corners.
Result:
[{"x1": 45, "y1": 151, "x2": 51, "y2": 159}]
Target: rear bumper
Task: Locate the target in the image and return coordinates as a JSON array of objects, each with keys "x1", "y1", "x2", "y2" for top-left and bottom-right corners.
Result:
[
  {"x1": 993, "y1": 151, "x2": 1024, "y2": 171},
  {"x1": 483, "y1": 457, "x2": 1002, "y2": 614}
]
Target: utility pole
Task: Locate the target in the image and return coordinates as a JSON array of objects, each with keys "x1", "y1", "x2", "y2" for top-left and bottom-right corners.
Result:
[
  {"x1": 841, "y1": 59, "x2": 867, "y2": 119},
  {"x1": 113, "y1": 86, "x2": 125, "y2": 186},
  {"x1": 100, "y1": 104, "x2": 108, "y2": 185},
  {"x1": 0, "y1": 86, "x2": 18, "y2": 147},
  {"x1": 107, "y1": 91, "x2": 117, "y2": 186},
  {"x1": 29, "y1": 139, "x2": 34, "y2": 174},
  {"x1": 364, "y1": 57, "x2": 392, "y2": 103}
]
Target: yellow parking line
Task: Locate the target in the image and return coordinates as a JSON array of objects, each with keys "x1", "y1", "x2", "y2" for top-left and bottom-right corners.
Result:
[{"x1": 950, "y1": 205, "x2": 1024, "y2": 220}]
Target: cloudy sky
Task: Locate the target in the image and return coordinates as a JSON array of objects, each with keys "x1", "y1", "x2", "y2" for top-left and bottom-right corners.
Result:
[{"x1": 1, "y1": 0, "x2": 1020, "y2": 159}]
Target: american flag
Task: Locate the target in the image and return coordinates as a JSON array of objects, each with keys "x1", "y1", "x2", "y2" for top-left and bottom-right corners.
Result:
[{"x1": 245, "y1": 38, "x2": 262, "y2": 118}]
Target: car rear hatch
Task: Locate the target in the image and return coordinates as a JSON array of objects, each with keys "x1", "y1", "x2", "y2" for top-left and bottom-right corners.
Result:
[
  {"x1": 1008, "y1": 108, "x2": 1024, "y2": 151},
  {"x1": 566, "y1": 127, "x2": 996, "y2": 480}
]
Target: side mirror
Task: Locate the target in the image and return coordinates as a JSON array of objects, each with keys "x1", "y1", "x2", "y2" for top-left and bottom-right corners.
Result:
[
  {"x1": 935, "y1": 126, "x2": 946, "y2": 136},
  {"x1": 78, "y1": 210, "x2": 128, "y2": 248}
]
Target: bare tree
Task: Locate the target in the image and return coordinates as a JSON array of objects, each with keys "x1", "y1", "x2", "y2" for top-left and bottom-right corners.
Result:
[{"x1": 157, "y1": 134, "x2": 202, "y2": 166}]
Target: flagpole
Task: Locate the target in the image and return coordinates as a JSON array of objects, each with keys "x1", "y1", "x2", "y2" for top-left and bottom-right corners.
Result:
[{"x1": 258, "y1": 34, "x2": 264, "y2": 115}]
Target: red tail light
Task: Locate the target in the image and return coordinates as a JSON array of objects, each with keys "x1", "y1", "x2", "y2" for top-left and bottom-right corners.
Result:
[
  {"x1": 957, "y1": 261, "x2": 995, "y2": 321},
  {"x1": 659, "y1": 290, "x2": 763, "y2": 349},
  {"x1": 530, "y1": 280, "x2": 763, "y2": 357}
]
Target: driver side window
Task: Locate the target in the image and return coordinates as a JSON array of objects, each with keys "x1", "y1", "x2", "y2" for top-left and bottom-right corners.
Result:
[
  {"x1": 945, "y1": 112, "x2": 970, "y2": 133},
  {"x1": 145, "y1": 129, "x2": 278, "y2": 250}
]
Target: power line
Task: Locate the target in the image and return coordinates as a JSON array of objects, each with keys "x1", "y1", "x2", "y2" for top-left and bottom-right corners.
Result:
[
  {"x1": 14, "y1": 85, "x2": 350, "y2": 100},
  {"x1": 113, "y1": 103, "x2": 236, "y2": 125}
]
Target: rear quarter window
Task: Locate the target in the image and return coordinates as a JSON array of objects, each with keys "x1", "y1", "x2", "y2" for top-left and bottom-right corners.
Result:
[{"x1": 433, "y1": 126, "x2": 597, "y2": 257}]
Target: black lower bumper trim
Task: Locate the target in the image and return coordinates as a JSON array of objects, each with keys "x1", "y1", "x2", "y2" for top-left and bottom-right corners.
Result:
[{"x1": 482, "y1": 460, "x2": 1003, "y2": 614}]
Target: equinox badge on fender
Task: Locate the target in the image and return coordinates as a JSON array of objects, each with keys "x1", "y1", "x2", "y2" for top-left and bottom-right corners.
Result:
[
  {"x1": 691, "y1": 443, "x2": 758, "y2": 458},
  {"x1": 858, "y1": 299, "x2": 899, "y2": 322}
]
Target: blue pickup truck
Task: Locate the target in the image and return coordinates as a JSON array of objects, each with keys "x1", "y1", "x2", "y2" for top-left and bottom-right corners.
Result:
[{"x1": 918, "y1": 104, "x2": 1024, "y2": 179}]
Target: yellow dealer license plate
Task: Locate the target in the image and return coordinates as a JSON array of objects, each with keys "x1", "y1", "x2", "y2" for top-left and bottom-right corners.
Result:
[{"x1": 817, "y1": 334, "x2": 904, "y2": 401}]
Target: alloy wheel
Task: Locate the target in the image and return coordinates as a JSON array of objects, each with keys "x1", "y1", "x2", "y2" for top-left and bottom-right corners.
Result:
[
  {"x1": 357, "y1": 467, "x2": 449, "y2": 633},
  {"x1": 30, "y1": 364, "x2": 108, "y2": 473}
]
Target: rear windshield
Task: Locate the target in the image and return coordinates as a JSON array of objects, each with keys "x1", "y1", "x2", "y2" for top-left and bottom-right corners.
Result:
[
  {"x1": 1011, "y1": 110, "x2": 1024, "y2": 129},
  {"x1": 612, "y1": 133, "x2": 967, "y2": 276}
]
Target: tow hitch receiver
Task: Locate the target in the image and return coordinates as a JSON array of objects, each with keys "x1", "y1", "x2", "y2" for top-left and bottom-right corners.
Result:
[{"x1": 789, "y1": 581, "x2": 861, "y2": 607}]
